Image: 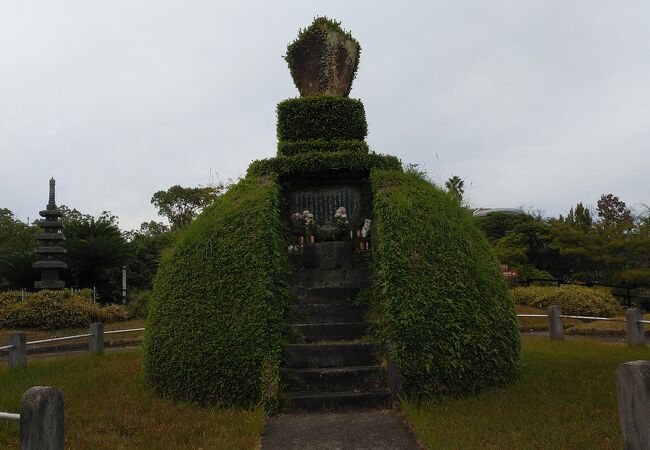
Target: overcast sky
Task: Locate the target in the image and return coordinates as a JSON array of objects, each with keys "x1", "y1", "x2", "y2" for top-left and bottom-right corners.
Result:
[{"x1": 1, "y1": 1, "x2": 649, "y2": 230}]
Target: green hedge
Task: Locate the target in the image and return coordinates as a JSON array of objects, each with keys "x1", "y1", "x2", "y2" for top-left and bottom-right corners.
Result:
[
  {"x1": 371, "y1": 170, "x2": 520, "y2": 397},
  {"x1": 277, "y1": 96, "x2": 367, "y2": 141},
  {"x1": 0, "y1": 289, "x2": 129, "y2": 329},
  {"x1": 144, "y1": 175, "x2": 288, "y2": 407},
  {"x1": 277, "y1": 139, "x2": 369, "y2": 157},
  {"x1": 248, "y1": 151, "x2": 401, "y2": 178},
  {"x1": 512, "y1": 285, "x2": 619, "y2": 317}
]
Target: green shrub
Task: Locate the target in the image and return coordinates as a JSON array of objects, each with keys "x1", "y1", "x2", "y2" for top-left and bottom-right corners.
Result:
[
  {"x1": 100, "y1": 304, "x2": 131, "y2": 323},
  {"x1": 371, "y1": 170, "x2": 520, "y2": 397},
  {"x1": 277, "y1": 96, "x2": 367, "y2": 141},
  {"x1": 0, "y1": 289, "x2": 130, "y2": 329},
  {"x1": 277, "y1": 139, "x2": 368, "y2": 157},
  {"x1": 128, "y1": 290, "x2": 151, "y2": 319},
  {"x1": 0, "y1": 288, "x2": 92, "y2": 307},
  {"x1": 512, "y1": 285, "x2": 619, "y2": 317},
  {"x1": 144, "y1": 176, "x2": 288, "y2": 407},
  {"x1": 247, "y1": 151, "x2": 401, "y2": 179}
]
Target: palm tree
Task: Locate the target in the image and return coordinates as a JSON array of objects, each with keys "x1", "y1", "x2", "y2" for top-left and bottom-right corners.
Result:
[
  {"x1": 445, "y1": 175, "x2": 465, "y2": 202},
  {"x1": 65, "y1": 218, "x2": 129, "y2": 302}
]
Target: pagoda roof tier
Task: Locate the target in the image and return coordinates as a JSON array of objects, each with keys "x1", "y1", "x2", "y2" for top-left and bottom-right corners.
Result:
[
  {"x1": 32, "y1": 260, "x2": 68, "y2": 269},
  {"x1": 39, "y1": 209, "x2": 63, "y2": 218},
  {"x1": 37, "y1": 220, "x2": 64, "y2": 228},
  {"x1": 35, "y1": 246, "x2": 67, "y2": 254},
  {"x1": 35, "y1": 280, "x2": 65, "y2": 289},
  {"x1": 36, "y1": 233, "x2": 66, "y2": 241}
]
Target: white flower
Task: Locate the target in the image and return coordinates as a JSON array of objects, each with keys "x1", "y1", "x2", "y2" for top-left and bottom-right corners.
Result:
[{"x1": 361, "y1": 219, "x2": 371, "y2": 237}]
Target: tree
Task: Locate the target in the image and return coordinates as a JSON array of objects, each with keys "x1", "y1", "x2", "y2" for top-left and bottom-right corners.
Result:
[
  {"x1": 636, "y1": 204, "x2": 650, "y2": 236},
  {"x1": 445, "y1": 175, "x2": 464, "y2": 203},
  {"x1": 137, "y1": 220, "x2": 170, "y2": 236},
  {"x1": 63, "y1": 210, "x2": 129, "y2": 303},
  {"x1": 151, "y1": 185, "x2": 222, "y2": 231},
  {"x1": 548, "y1": 220, "x2": 600, "y2": 281},
  {"x1": 566, "y1": 202, "x2": 593, "y2": 232},
  {"x1": 0, "y1": 208, "x2": 38, "y2": 288},
  {"x1": 596, "y1": 194, "x2": 634, "y2": 239},
  {"x1": 124, "y1": 221, "x2": 175, "y2": 292}
]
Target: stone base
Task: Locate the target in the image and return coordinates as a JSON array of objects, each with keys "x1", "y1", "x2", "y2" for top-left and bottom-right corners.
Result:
[
  {"x1": 34, "y1": 280, "x2": 65, "y2": 289},
  {"x1": 303, "y1": 242, "x2": 352, "y2": 270}
]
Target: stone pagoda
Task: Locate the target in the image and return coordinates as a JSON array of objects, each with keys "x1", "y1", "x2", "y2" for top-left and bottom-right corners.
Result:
[{"x1": 32, "y1": 178, "x2": 67, "y2": 289}]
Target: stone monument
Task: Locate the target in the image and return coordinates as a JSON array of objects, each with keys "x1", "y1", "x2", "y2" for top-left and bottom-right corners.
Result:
[
  {"x1": 32, "y1": 178, "x2": 67, "y2": 289},
  {"x1": 279, "y1": 18, "x2": 372, "y2": 229}
]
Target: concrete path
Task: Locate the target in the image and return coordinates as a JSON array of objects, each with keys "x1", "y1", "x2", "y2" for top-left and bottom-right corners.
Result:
[{"x1": 261, "y1": 410, "x2": 422, "y2": 450}]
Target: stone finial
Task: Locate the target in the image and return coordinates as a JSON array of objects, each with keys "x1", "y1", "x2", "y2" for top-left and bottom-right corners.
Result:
[
  {"x1": 285, "y1": 17, "x2": 360, "y2": 97},
  {"x1": 48, "y1": 177, "x2": 56, "y2": 209}
]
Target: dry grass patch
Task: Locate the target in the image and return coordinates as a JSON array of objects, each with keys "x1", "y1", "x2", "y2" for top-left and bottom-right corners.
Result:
[
  {"x1": 0, "y1": 350, "x2": 265, "y2": 449},
  {"x1": 402, "y1": 336, "x2": 650, "y2": 449}
]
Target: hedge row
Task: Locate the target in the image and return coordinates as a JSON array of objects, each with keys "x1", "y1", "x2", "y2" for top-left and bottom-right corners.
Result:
[
  {"x1": 248, "y1": 151, "x2": 401, "y2": 178},
  {"x1": 0, "y1": 289, "x2": 129, "y2": 329},
  {"x1": 371, "y1": 169, "x2": 520, "y2": 397},
  {"x1": 512, "y1": 285, "x2": 619, "y2": 317},
  {"x1": 277, "y1": 139, "x2": 369, "y2": 157},
  {"x1": 144, "y1": 175, "x2": 288, "y2": 407},
  {"x1": 277, "y1": 96, "x2": 367, "y2": 141}
]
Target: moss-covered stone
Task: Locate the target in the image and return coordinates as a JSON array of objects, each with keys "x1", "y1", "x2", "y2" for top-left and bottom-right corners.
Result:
[{"x1": 285, "y1": 17, "x2": 360, "y2": 97}]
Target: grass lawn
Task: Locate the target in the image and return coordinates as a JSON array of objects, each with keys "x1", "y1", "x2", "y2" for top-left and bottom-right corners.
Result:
[
  {"x1": 402, "y1": 336, "x2": 650, "y2": 449},
  {"x1": 0, "y1": 349, "x2": 265, "y2": 449}
]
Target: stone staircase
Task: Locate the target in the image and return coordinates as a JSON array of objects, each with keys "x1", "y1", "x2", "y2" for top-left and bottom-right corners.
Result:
[{"x1": 282, "y1": 243, "x2": 390, "y2": 411}]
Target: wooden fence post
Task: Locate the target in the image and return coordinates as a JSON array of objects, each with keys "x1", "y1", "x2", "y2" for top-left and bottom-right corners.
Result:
[
  {"x1": 547, "y1": 305, "x2": 564, "y2": 340},
  {"x1": 9, "y1": 333, "x2": 26, "y2": 369},
  {"x1": 626, "y1": 308, "x2": 645, "y2": 347},
  {"x1": 90, "y1": 323, "x2": 104, "y2": 354}
]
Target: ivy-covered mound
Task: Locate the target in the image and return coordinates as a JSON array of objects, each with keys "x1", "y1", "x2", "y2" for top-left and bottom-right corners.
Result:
[
  {"x1": 372, "y1": 170, "x2": 520, "y2": 396},
  {"x1": 144, "y1": 16, "x2": 520, "y2": 408},
  {"x1": 144, "y1": 176, "x2": 287, "y2": 406}
]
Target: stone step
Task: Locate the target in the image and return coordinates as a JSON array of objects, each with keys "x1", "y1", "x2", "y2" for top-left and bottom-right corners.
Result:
[
  {"x1": 292, "y1": 269, "x2": 369, "y2": 289},
  {"x1": 282, "y1": 365, "x2": 384, "y2": 392},
  {"x1": 284, "y1": 343, "x2": 380, "y2": 368},
  {"x1": 303, "y1": 242, "x2": 352, "y2": 270},
  {"x1": 286, "y1": 390, "x2": 390, "y2": 411},
  {"x1": 294, "y1": 303, "x2": 365, "y2": 323},
  {"x1": 292, "y1": 286, "x2": 363, "y2": 303},
  {"x1": 295, "y1": 323, "x2": 366, "y2": 342}
]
